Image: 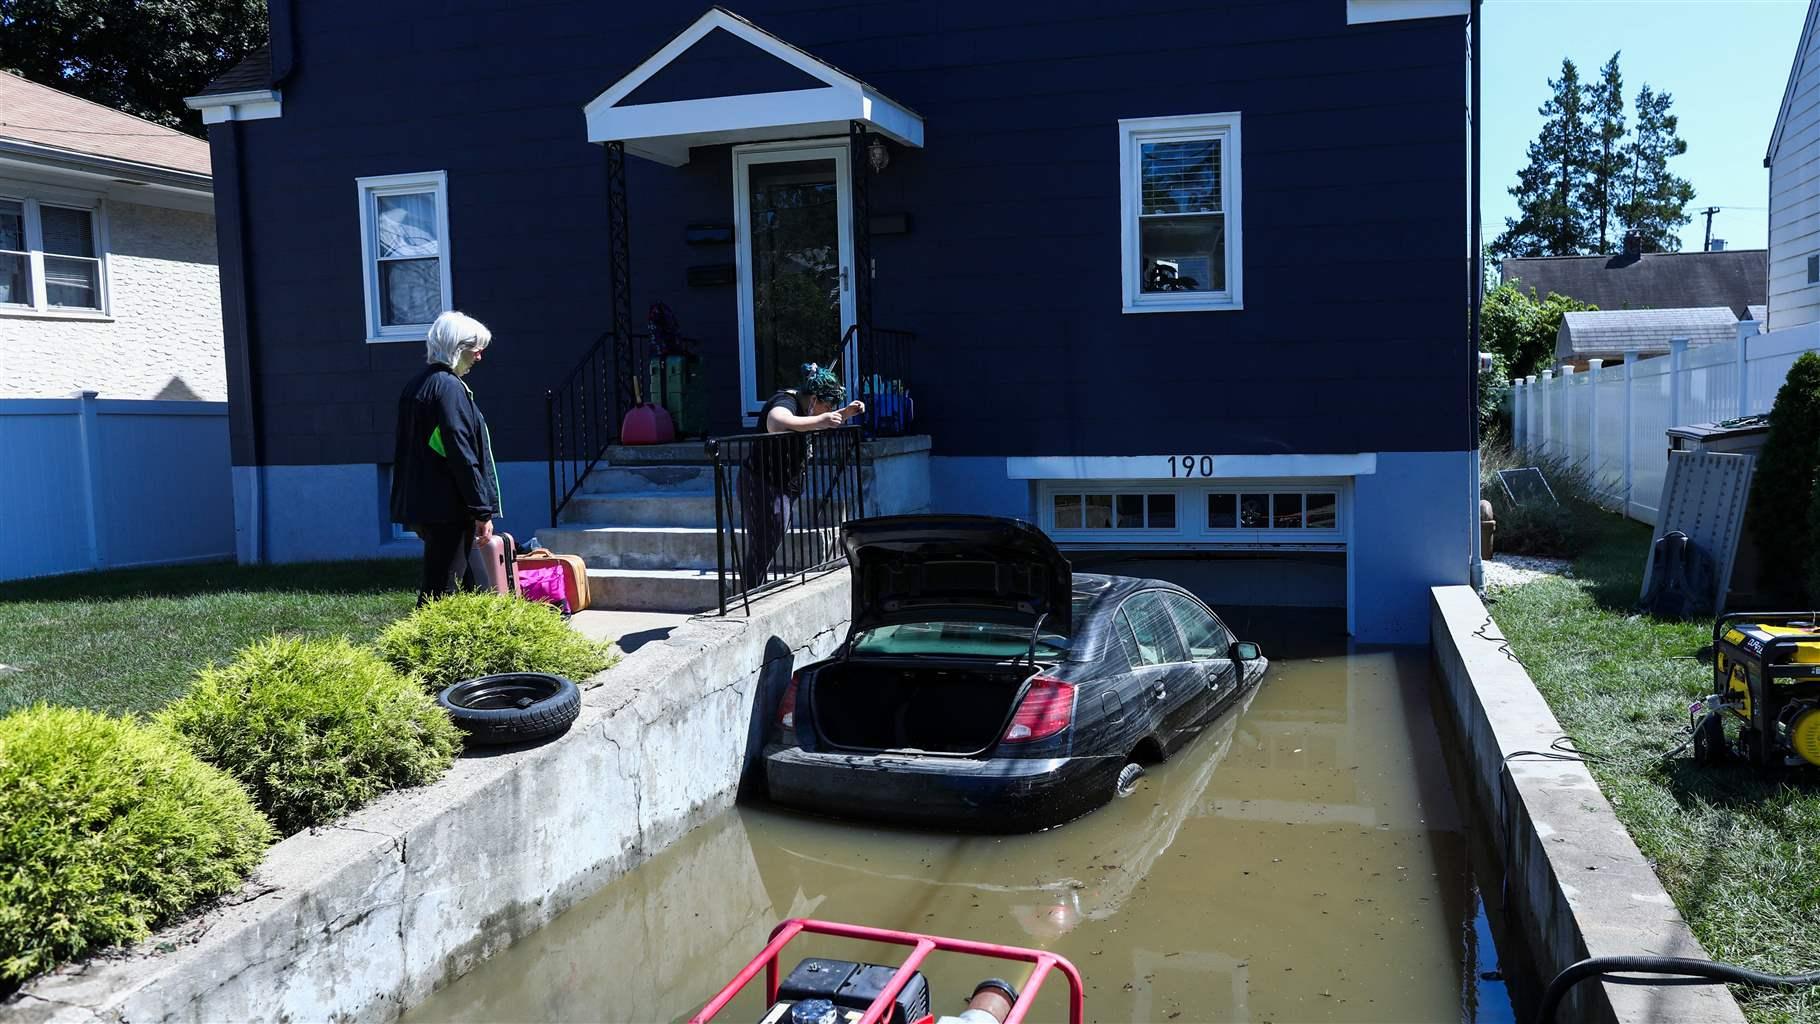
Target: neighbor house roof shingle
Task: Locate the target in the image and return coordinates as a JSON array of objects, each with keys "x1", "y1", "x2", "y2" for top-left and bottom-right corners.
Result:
[
  {"x1": 193, "y1": 47, "x2": 273, "y2": 98},
  {"x1": 1502, "y1": 249, "x2": 1767, "y2": 320},
  {"x1": 0, "y1": 71, "x2": 210, "y2": 177},
  {"x1": 1555, "y1": 307, "x2": 1745, "y2": 362}
]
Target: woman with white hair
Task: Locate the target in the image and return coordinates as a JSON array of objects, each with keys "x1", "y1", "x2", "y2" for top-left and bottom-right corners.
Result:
[{"x1": 390, "y1": 310, "x2": 502, "y2": 604}]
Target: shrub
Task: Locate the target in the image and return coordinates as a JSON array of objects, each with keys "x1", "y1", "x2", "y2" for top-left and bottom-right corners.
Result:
[
  {"x1": 0, "y1": 705, "x2": 272, "y2": 985},
  {"x1": 158, "y1": 637, "x2": 461, "y2": 836},
  {"x1": 1480, "y1": 440, "x2": 1609, "y2": 557},
  {"x1": 1751, "y1": 351, "x2": 1820, "y2": 603},
  {"x1": 376, "y1": 592, "x2": 617, "y2": 692}
]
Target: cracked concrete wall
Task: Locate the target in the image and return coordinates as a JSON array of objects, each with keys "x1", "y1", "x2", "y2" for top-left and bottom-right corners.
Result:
[
  {"x1": 1429, "y1": 586, "x2": 1745, "y2": 1024},
  {"x1": 8, "y1": 571, "x2": 851, "y2": 1024}
]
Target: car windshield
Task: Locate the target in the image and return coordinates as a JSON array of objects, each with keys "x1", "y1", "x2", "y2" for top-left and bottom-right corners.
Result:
[{"x1": 851, "y1": 593, "x2": 1093, "y2": 659}]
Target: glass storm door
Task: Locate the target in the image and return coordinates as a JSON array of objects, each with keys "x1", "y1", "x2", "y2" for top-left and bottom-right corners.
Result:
[{"x1": 734, "y1": 143, "x2": 855, "y2": 422}]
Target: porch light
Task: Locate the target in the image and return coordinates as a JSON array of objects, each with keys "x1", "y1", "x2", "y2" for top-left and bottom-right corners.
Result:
[{"x1": 867, "y1": 135, "x2": 891, "y2": 174}]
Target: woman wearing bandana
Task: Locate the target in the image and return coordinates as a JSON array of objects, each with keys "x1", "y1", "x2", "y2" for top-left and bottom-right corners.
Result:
[{"x1": 738, "y1": 364, "x2": 865, "y2": 587}]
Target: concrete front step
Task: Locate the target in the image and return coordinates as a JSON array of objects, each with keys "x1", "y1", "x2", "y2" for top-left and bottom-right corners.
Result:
[
  {"x1": 560, "y1": 491, "x2": 717, "y2": 528},
  {"x1": 577, "y1": 463, "x2": 716, "y2": 495},
  {"x1": 586, "y1": 568, "x2": 721, "y2": 614},
  {"x1": 601, "y1": 442, "x2": 715, "y2": 465},
  {"x1": 543, "y1": 523, "x2": 840, "y2": 573}
]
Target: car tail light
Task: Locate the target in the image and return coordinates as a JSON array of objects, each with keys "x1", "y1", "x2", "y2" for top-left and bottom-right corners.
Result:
[
  {"x1": 777, "y1": 673, "x2": 800, "y2": 732},
  {"x1": 1003, "y1": 676, "x2": 1075, "y2": 743}
]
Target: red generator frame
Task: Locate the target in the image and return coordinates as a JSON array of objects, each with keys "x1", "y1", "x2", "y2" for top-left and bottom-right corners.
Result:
[{"x1": 689, "y1": 918, "x2": 1087, "y2": 1024}]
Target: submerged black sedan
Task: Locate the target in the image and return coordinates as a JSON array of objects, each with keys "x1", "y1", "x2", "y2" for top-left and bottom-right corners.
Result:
[{"x1": 762, "y1": 515, "x2": 1268, "y2": 832}]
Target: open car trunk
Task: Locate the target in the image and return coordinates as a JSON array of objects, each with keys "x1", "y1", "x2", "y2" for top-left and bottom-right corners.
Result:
[{"x1": 810, "y1": 658, "x2": 1039, "y2": 756}]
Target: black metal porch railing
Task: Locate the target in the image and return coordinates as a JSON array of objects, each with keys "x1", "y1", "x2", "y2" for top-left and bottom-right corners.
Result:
[
  {"x1": 706, "y1": 425, "x2": 865, "y2": 615},
  {"x1": 546, "y1": 329, "x2": 705, "y2": 525},
  {"x1": 845, "y1": 323, "x2": 915, "y2": 438}
]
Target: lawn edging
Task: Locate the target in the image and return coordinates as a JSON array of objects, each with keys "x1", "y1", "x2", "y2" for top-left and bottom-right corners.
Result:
[
  {"x1": 1430, "y1": 585, "x2": 1745, "y2": 1024},
  {"x1": 7, "y1": 571, "x2": 851, "y2": 1024}
]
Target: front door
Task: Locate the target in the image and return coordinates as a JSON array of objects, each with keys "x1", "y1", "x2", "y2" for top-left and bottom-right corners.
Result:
[{"x1": 734, "y1": 142, "x2": 855, "y2": 424}]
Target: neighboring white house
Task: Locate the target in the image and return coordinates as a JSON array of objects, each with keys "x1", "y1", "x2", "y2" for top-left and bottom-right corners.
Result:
[
  {"x1": 0, "y1": 72, "x2": 223, "y2": 400},
  {"x1": 1767, "y1": 0, "x2": 1820, "y2": 333}
]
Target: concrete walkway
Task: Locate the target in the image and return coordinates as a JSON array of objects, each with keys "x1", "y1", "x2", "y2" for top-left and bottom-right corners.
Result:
[{"x1": 571, "y1": 608, "x2": 693, "y2": 653}]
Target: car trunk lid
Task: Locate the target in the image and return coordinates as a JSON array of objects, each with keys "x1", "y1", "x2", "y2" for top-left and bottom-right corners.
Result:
[{"x1": 842, "y1": 515, "x2": 1073, "y2": 637}]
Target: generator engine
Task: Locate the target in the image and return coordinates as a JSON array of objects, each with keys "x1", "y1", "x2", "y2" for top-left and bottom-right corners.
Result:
[
  {"x1": 756, "y1": 957, "x2": 932, "y2": 1024},
  {"x1": 1694, "y1": 613, "x2": 1820, "y2": 770}
]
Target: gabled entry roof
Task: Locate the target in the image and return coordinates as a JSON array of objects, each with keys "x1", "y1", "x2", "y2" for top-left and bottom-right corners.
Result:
[{"x1": 583, "y1": 7, "x2": 923, "y2": 166}]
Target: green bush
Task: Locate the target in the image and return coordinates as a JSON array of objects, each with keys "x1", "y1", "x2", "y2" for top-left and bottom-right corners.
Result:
[
  {"x1": 1480, "y1": 441, "x2": 1610, "y2": 557},
  {"x1": 375, "y1": 592, "x2": 617, "y2": 692},
  {"x1": 0, "y1": 705, "x2": 272, "y2": 985},
  {"x1": 158, "y1": 637, "x2": 461, "y2": 836},
  {"x1": 1752, "y1": 351, "x2": 1820, "y2": 603}
]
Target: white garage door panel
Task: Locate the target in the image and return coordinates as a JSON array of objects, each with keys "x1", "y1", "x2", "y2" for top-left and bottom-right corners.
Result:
[{"x1": 1039, "y1": 478, "x2": 1352, "y2": 550}]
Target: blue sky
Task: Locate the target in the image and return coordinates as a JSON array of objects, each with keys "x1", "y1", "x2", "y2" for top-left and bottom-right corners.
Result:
[{"x1": 1483, "y1": 0, "x2": 1809, "y2": 253}]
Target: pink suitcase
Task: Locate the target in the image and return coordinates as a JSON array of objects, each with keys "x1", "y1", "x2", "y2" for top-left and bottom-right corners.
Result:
[{"x1": 467, "y1": 531, "x2": 516, "y2": 594}]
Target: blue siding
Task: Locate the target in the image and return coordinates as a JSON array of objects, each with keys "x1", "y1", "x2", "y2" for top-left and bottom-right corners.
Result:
[{"x1": 227, "y1": 0, "x2": 1469, "y2": 467}]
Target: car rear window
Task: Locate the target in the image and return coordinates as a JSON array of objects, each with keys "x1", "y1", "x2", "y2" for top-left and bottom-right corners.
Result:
[{"x1": 852, "y1": 594, "x2": 1093, "y2": 659}]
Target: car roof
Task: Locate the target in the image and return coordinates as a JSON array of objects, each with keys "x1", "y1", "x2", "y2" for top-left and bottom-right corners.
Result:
[{"x1": 1068, "y1": 572, "x2": 1207, "y2": 663}]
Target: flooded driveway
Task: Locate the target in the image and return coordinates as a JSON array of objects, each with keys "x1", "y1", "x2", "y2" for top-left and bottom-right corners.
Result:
[{"x1": 406, "y1": 646, "x2": 1513, "y2": 1023}]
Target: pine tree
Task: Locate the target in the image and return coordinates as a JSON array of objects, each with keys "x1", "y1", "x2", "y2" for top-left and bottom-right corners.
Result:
[
  {"x1": 1492, "y1": 59, "x2": 1593, "y2": 258},
  {"x1": 1619, "y1": 85, "x2": 1696, "y2": 252},
  {"x1": 1585, "y1": 53, "x2": 1627, "y2": 253}
]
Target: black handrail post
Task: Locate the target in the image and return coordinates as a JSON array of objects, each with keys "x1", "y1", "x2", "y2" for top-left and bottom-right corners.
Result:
[
  {"x1": 546, "y1": 390, "x2": 558, "y2": 527},
  {"x1": 708, "y1": 437, "x2": 727, "y2": 616}
]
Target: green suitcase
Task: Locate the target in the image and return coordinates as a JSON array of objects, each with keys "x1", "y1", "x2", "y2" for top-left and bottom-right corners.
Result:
[{"x1": 649, "y1": 355, "x2": 706, "y2": 438}]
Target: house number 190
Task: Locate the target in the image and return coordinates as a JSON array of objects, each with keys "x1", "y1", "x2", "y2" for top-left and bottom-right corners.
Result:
[{"x1": 1169, "y1": 455, "x2": 1215, "y2": 478}]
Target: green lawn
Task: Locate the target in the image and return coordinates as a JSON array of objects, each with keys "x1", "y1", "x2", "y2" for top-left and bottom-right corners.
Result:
[
  {"x1": 0, "y1": 560, "x2": 419, "y2": 717},
  {"x1": 1492, "y1": 515, "x2": 1820, "y2": 1024}
]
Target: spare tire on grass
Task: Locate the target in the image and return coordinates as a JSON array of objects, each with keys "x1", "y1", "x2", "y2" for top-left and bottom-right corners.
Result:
[{"x1": 438, "y1": 672, "x2": 580, "y2": 746}]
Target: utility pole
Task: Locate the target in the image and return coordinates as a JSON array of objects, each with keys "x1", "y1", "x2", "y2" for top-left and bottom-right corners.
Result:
[{"x1": 1702, "y1": 206, "x2": 1721, "y2": 251}]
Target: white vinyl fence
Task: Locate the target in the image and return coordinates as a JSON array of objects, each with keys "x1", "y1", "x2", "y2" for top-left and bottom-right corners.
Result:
[
  {"x1": 1511, "y1": 320, "x2": 1820, "y2": 526},
  {"x1": 0, "y1": 395, "x2": 234, "y2": 582}
]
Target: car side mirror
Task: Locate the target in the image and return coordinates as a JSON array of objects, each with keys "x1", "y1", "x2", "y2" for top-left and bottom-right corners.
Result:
[{"x1": 1231, "y1": 641, "x2": 1262, "y2": 662}]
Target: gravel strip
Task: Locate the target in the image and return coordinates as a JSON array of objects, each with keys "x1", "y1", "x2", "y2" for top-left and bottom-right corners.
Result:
[{"x1": 1483, "y1": 553, "x2": 1573, "y2": 590}]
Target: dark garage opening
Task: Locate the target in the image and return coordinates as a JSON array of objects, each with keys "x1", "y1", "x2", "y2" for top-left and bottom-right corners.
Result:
[{"x1": 1070, "y1": 551, "x2": 1349, "y2": 658}]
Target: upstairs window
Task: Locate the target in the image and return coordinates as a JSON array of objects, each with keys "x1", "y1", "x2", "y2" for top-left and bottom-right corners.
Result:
[
  {"x1": 1119, "y1": 112, "x2": 1242, "y2": 313},
  {"x1": 357, "y1": 172, "x2": 451, "y2": 342},
  {"x1": 0, "y1": 196, "x2": 107, "y2": 314}
]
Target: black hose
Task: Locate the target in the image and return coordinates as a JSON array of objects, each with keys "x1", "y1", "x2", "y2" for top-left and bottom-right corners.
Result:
[{"x1": 1536, "y1": 956, "x2": 1820, "y2": 1024}]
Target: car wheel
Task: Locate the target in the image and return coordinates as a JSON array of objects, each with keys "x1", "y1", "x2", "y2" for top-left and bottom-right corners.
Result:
[
  {"x1": 438, "y1": 672, "x2": 580, "y2": 746},
  {"x1": 1114, "y1": 762, "x2": 1146, "y2": 798}
]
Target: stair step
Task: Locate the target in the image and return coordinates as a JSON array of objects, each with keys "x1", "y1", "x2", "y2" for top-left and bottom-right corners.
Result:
[
  {"x1": 540, "y1": 523, "x2": 841, "y2": 573},
  {"x1": 602, "y1": 443, "x2": 716, "y2": 465},
  {"x1": 560, "y1": 491, "x2": 717, "y2": 528},
  {"x1": 577, "y1": 464, "x2": 715, "y2": 495},
  {"x1": 585, "y1": 568, "x2": 720, "y2": 614}
]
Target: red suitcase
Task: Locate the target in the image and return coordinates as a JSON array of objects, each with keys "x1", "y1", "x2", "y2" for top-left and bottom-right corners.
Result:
[{"x1": 467, "y1": 531, "x2": 516, "y2": 594}]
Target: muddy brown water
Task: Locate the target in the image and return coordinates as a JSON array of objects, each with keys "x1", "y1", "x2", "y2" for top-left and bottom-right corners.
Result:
[{"x1": 405, "y1": 646, "x2": 1516, "y2": 1024}]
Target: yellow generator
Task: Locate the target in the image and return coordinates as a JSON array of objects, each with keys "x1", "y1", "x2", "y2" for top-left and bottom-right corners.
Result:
[{"x1": 1695, "y1": 613, "x2": 1820, "y2": 770}]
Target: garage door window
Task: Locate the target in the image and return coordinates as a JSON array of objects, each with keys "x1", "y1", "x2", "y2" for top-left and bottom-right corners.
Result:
[
  {"x1": 1209, "y1": 491, "x2": 1337, "y2": 532},
  {"x1": 1053, "y1": 492, "x2": 1178, "y2": 531}
]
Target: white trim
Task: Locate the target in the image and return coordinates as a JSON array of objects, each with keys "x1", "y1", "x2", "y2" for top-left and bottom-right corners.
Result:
[
  {"x1": 732, "y1": 141, "x2": 855, "y2": 422},
  {"x1": 356, "y1": 171, "x2": 453, "y2": 345},
  {"x1": 0, "y1": 191, "x2": 109, "y2": 315},
  {"x1": 1006, "y1": 453, "x2": 1376, "y2": 480},
  {"x1": 185, "y1": 89, "x2": 283, "y2": 124},
  {"x1": 1345, "y1": 0, "x2": 1470, "y2": 25},
  {"x1": 583, "y1": 8, "x2": 923, "y2": 164},
  {"x1": 1119, "y1": 112, "x2": 1243, "y2": 314}
]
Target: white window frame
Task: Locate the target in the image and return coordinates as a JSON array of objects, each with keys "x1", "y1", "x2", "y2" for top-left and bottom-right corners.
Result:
[
  {"x1": 1040, "y1": 479, "x2": 1347, "y2": 550},
  {"x1": 0, "y1": 191, "x2": 111, "y2": 320},
  {"x1": 357, "y1": 171, "x2": 452, "y2": 343},
  {"x1": 1118, "y1": 112, "x2": 1243, "y2": 314}
]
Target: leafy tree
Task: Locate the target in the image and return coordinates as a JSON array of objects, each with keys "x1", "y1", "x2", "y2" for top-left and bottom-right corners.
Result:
[
  {"x1": 1585, "y1": 52, "x2": 1627, "y2": 254},
  {"x1": 1750, "y1": 353, "x2": 1820, "y2": 603},
  {"x1": 1492, "y1": 59, "x2": 1592, "y2": 258},
  {"x1": 1481, "y1": 282, "x2": 1595, "y2": 380},
  {"x1": 0, "y1": 0, "x2": 267, "y2": 134},
  {"x1": 1618, "y1": 84, "x2": 1695, "y2": 252}
]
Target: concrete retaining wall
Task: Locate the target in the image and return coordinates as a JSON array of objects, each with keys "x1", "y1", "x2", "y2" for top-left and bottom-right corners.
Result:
[
  {"x1": 10, "y1": 572, "x2": 852, "y2": 1024},
  {"x1": 1429, "y1": 585, "x2": 1744, "y2": 1024}
]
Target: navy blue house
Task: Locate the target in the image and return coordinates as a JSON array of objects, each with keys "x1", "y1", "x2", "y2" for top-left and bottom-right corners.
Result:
[{"x1": 189, "y1": 0, "x2": 1479, "y2": 643}]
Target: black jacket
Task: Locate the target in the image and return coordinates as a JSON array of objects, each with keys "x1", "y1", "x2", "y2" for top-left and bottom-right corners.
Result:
[{"x1": 390, "y1": 364, "x2": 499, "y2": 525}]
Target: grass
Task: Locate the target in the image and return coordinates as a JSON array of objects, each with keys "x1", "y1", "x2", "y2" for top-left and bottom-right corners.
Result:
[
  {"x1": 1492, "y1": 513, "x2": 1820, "y2": 1024},
  {"x1": 0, "y1": 560, "x2": 418, "y2": 716}
]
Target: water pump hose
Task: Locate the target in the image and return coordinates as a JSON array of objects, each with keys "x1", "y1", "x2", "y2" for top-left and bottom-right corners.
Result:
[{"x1": 1536, "y1": 956, "x2": 1820, "y2": 1023}]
